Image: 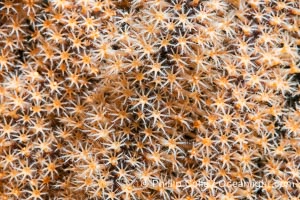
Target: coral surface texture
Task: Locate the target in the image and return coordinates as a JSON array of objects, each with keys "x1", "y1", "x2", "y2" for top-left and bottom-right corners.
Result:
[{"x1": 0, "y1": 0, "x2": 300, "y2": 199}]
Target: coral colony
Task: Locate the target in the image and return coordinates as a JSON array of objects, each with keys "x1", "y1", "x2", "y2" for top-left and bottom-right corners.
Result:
[{"x1": 0, "y1": 0, "x2": 300, "y2": 199}]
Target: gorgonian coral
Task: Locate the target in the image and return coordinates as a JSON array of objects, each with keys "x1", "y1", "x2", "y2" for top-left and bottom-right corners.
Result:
[{"x1": 0, "y1": 0, "x2": 299, "y2": 199}]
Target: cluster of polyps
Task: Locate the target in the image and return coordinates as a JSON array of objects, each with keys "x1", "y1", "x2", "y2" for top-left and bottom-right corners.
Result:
[{"x1": 0, "y1": 0, "x2": 299, "y2": 199}]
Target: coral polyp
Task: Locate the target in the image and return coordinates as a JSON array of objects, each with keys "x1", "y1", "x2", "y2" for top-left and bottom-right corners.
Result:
[{"x1": 0, "y1": 0, "x2": 299, "y2": 199}]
